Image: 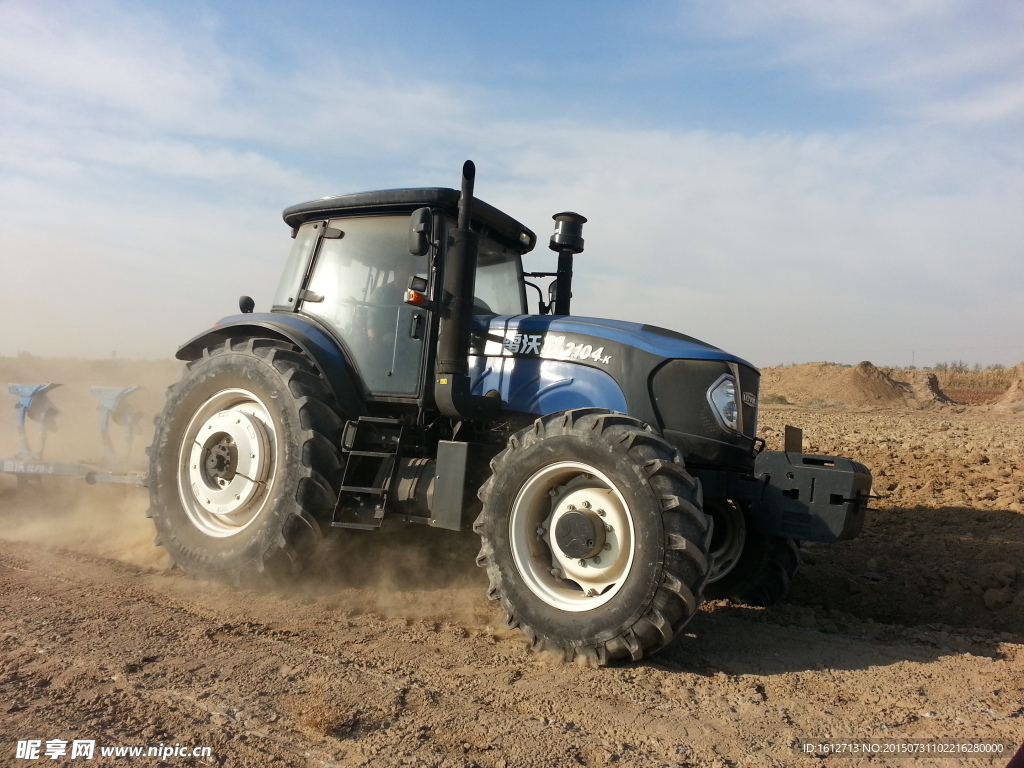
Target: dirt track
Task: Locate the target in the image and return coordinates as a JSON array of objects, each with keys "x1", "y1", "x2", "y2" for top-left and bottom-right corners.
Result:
[{"x1": 2, "y1": 362, "x2": 1024, "y2": 767}]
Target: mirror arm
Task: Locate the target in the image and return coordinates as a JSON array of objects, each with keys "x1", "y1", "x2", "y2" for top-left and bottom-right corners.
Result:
[{"x1": 523, "y1": 281, "x2": 549, "y2": 315}]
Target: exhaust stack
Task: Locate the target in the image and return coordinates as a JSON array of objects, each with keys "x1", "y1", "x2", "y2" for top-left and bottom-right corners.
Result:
[{"x1": 434, "y1": 161, "x2": 498, "y2": 420}]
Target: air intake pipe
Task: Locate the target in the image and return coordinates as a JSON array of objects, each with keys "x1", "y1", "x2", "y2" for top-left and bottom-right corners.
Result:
[{"x1": 549, "y1": 212, "x2": 586, "y2": 315}]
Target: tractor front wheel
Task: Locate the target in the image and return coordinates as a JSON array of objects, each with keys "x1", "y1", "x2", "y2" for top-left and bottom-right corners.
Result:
[{"x1": 474, "y1": 409, "x2": 711, "y2": 665}]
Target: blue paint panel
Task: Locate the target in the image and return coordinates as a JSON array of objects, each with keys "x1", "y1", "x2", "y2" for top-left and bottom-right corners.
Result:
[
  {"x1": 474, "y1": 314, "x2": 753, "y2": 367},
  {"x1": 470, "y1": 356, "x2": 628, "y2": 416},
  {"x1": 192, "y1": 312, "x2": 356, "y2": 373}
]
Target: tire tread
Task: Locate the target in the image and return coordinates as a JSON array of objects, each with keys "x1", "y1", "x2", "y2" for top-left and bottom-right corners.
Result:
[
  {"x1": 148, "y1": 338, "x2": 344, "y2": 585},
  {"x1": 474, "y1": 408, "x2": 711, "y2": 665}
]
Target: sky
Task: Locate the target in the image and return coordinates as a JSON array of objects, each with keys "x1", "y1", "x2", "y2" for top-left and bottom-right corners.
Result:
[{"x1": 1, "y1": 0, "x2": 1022, "y2": 368}]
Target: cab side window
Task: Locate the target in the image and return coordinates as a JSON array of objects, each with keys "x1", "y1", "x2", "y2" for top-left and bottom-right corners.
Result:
[{"x1": 302, "y1": 216, "x2": 427, "y2": 395}]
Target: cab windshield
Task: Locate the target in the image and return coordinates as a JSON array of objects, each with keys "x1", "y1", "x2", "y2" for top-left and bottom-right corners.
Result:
[{"x1": 451, "y1": 218, "x2": 527, "y2": 316}]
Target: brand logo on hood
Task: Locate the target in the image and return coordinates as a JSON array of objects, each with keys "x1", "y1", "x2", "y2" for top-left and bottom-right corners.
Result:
[{"x1": 486, "y1": 331, "x2": 613, "y2": 365}]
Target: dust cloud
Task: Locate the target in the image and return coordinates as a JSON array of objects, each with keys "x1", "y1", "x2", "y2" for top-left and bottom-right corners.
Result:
[
  {"x1": 5, "y1": 355, "x2": 1024, "y2": 640},
  {"x1": 306, "y1": 525, "x2": 491, "y2": 629},
  {"x1": 0, "y1": 353, "x2": 489, "y2": 627},
  {"x1": 0, "y1": 481, "x2": 166, "y2": 568},
  {"x1": 0, "y1": 356, "x2": 182, "y2": 568}
]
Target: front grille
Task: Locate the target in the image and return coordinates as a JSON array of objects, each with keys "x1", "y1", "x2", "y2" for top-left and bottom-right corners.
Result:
[
  {"x1": 737, "y1": 363, "x2": 760, "y2": 439},
  {"x1": 650, "y1": 359, "x2": 733, "y2": 439},
  {"x1": 649, "y1": 358, "x2": 758, "y2": 471}
]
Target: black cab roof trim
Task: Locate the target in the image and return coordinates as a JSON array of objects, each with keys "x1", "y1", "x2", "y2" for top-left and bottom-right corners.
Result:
[{"x1": 282, "y1": 187, "x2": 537, "y2": 253}]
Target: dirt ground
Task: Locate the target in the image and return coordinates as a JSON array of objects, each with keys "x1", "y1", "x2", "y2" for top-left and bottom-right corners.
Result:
[{"x1": 1, "y1": 358, "x2": 1022, "y2": 767}]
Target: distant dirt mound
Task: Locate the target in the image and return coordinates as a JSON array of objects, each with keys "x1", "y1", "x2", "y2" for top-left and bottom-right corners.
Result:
[
  {"x1": 760, "y1": 361, "x2": 950, "y2": 408},
  {"x1": 898, "y1": 369, "x2": 954, "y2": 405},
  {"x1": 994, "y1": 363, "x2": 1024, "y2": 410}
]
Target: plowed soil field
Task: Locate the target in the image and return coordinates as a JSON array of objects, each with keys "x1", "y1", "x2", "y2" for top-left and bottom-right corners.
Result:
[{"x1": 1, "y1": 358, "x2": 1022, "y2": 767}]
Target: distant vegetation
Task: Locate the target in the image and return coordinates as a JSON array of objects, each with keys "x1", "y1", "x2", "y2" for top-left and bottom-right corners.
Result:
[{"x1": 895, "y1": 361, "x2": 1018, "y2": 391}]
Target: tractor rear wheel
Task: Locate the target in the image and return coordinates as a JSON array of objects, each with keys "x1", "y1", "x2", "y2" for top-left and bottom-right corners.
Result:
[
  {"x1": 474, "y1": 409, "x2": 711, "y2": 665},
  {"x1": 703, "y1": 499, "x2": 801, "y2": 606},
  {"x1": 147, "y1": 338, "x2": 343, "y2": 584}
]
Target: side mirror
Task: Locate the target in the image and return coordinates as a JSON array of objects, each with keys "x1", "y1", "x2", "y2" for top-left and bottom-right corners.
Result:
[
  {"x1": 409, "y1": 207, "x2": 432, "y2": 256},
  {"x1": 239, "y1": 295, "x2": 255, "y2": 314},
  {"x1": 547, "y1": 279, "x2": 571, "y2": 314}
]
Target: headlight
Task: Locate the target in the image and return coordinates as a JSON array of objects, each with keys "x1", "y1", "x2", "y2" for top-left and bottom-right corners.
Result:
[{"x1": 707, "y1": 374, "x2": 740, "y2": 433}]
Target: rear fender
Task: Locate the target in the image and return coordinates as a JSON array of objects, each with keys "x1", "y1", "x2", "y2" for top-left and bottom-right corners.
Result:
[{"x1": 175, "y1": 313, "x2": 366, "y2": 418}]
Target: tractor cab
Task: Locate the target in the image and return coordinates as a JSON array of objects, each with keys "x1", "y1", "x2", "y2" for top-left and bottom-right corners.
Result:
[{"x1": 269, "y1": 188, "x2": 535, "y2": 403}]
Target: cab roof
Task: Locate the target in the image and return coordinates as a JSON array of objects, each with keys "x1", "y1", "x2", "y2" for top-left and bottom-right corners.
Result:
[{"x1": 282, "y1": 187, "x2": 537, "y2": 254}]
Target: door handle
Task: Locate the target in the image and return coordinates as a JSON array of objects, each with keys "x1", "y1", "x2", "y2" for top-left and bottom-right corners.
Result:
[{"x1": 410, "y1": 313, "x2": 424, "y2": 340}]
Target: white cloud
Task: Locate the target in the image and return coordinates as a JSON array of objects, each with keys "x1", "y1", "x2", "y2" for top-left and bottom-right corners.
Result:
[
  {"x1": 695, "y1": 0, "x2": 1024, "y2": 126},
  {"x1": 476, "y1": 121, "x2": 1024, "y2": 366},
  {"x1": 0, "y1": 1, "x2": 230, "y2": 129},
  {"x1": 0, "y1": 1, "x2": 1021, "y2": 370}
]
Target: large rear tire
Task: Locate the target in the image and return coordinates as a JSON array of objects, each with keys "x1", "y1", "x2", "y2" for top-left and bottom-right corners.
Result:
[
  {"x1": 703, "y1": 499, "x2": 801, "y2": 606},
  {"x1": 147, "y1": 338, "x2": 343, "y2": 584},
  {"x1": 474, "y1": 409, "x2": 711, "y2": 665}
]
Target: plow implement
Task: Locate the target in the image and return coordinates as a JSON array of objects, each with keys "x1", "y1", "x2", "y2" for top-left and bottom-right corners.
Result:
[{"x1": 2, "y1": 383, "x2": 148, "y2": 487}]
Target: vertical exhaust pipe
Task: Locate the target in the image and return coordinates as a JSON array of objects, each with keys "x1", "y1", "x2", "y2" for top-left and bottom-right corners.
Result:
[
  {"x1": 436, "y1": 161, "x2": 479, "y2": 378},
  {"x1": 434, "y1": 161, "x2": 497, "y2": 419}
]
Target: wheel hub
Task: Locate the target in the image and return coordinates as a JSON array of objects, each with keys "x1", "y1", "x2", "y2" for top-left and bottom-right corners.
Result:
[
  {"x1": 187, "y1": 408, "x2": 271, "y2": 518},
  {"x1": 554, "y1": 508, "x2": 606, "y2": 559},
  {"x1": 205, "y1": 438, "x2": 237, "y2": 480},
  {"x1": 509, "y1": 462, "x2": 636, "y2": 612}
]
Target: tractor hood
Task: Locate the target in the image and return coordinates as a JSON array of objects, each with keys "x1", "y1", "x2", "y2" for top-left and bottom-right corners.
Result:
[
  {"x1": 473, "y1": 314, "x2": 761, "y2": 472},
  {"x1": 474, "y1": 315, "x2": 755, "y2": 369}
]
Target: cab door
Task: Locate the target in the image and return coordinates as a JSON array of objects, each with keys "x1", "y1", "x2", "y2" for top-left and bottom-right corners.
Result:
[{"x1": 294, "y1": 215, "x2": 429, "y2": 397}]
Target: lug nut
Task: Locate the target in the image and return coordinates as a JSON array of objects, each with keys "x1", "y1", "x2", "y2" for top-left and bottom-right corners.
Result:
[
  {"x1": 549, "y1": 568, "x2": 562, "y2": 578},
  {"x1": 604, "y1": 523, "x2": 613, "y2": 532},
  {"x1": 581, "y1": 500, "x2": 591, "y2": 509},
  {"x1": 566, "y1": 504, "x2": 576, "y2": 511},
  {"x1": 603, "y1": 543, "x2": 611, "y2": 551},
  {"x1": 578, "y1": 559, "x2": 587, "y2": 567},
  {"x1": 592, "y1": 556, "x2": 601, "y2": 564},
  {"x1": 597, "y1": 508, "x2": 606, "y2": 517}
]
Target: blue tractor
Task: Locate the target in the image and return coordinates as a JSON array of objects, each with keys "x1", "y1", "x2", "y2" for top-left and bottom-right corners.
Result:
[{"x1": 148, "y1": 162, "x2": 871, "y2": 665}]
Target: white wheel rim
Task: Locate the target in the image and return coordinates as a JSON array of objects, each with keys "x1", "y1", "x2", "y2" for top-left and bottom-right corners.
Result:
[
  {"x1": 706, "y1": 500, "x2": 745, "y2": 583},
  {"x1": 176, "y1": 389, "x2": 277, "y2": 538},
  {"x1": 509, "y1": 461, "x2": 635, "y2": 612}
]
